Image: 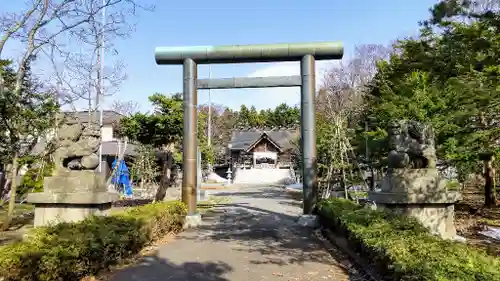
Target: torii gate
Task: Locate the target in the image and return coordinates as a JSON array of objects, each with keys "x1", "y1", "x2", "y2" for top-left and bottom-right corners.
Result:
[{"x1": 154, "y1": 42, "x2": 344, "y2": 225}]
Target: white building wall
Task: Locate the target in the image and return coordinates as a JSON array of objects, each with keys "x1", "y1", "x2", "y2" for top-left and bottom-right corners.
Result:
[
  {"x1": 101, "y1": 126, "x2": 114, "y2": 142},
  {"x1": 42, "y1": 126, "x2": 114, "y2": 142}
]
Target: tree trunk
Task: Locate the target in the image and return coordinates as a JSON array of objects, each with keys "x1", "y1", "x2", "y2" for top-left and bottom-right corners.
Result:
[
  {"x1": 340, "y1": 169, "x2": 348, "y2": 199},
  {"x1": 1, "y1": 154, "x2": 19, "y2": 231},
  {"x1": 483, "y1": 156, "x2": 497, "y2": 207},
  {"x1": 155, "y1": 143, "x2": 174, "y2": 201},
  {"x1": 0, "y1": 168, "x2": 6, "y2": 202},
  {"x1": 369, "y1": 167, "x2": 376, "y2": 191}
]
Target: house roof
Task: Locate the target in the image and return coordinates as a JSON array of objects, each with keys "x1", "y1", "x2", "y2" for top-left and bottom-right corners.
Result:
[
  {"x1": 245, "y1": 132, "x2": 283, "y2": 153},
  {"x1": 101, "y1": 140, "x2": 139, "y2": 156},
  {"x1": 63, "y1": 110, "x2": 124, "y2": 126},
  {"x1": 31, "y1": 139, "x2": 140, "y2": 157},
  {"x1": 229, "y1": 129, "x2": 297, "y2": 151}
]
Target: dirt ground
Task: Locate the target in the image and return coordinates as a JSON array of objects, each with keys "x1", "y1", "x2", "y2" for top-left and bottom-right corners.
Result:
[
  {"x1": 454, "y1": 187, "x2": 500, "y2": 256},
  {"x1": 0, "y1": 204, "x2": 34, "y2": 245}
]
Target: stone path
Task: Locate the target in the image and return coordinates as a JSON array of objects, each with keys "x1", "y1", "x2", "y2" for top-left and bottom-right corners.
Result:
[{"x1": 111, "y1": 186, "x2": 367, "y2": 281}]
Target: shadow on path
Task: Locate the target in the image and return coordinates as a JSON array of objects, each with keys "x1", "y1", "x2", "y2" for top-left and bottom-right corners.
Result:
[
  {"x1": 111, "y1": 256, "x2": 232, "y2": 281},
  {"x1": 187, "y1": 203, "x2": 333, "y2": 266},
  {"x1": 111, "y1": 186, "x2": 367, "y2": 281}
]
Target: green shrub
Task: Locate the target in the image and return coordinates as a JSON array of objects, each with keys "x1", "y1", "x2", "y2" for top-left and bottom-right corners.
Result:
[
  {"x1": 16, "y1": 157, "x2": 55, "y2": 195},
  {"x1": 18, "y1": 163, "x2": 54, "y2": 195},
  {"x1": 318, "y1": 198, "x2": 500, "y2": 281},
  {"x1": 0, "y1": 200, "x2": 186, "y2": 281}
]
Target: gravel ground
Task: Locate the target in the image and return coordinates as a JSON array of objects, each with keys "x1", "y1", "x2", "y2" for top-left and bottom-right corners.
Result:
[{"x1": 111, "y1": 186, "x2": 369, "y2": 281}]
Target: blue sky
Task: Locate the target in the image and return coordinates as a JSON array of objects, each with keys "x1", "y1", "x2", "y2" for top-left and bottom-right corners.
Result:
[{"x1": 3, "y1": 0, "x2": 438, "y2": 112}]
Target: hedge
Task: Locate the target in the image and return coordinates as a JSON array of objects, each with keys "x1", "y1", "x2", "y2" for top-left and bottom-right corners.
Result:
[
  {"x1": 318, "y1": 198, "x2": 500, "y2": 281},
  {"x1": 0, "y1": 200, "x2": 187, "y2": 281}
]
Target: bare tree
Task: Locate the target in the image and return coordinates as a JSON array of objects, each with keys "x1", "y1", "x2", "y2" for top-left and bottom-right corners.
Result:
[
  {"x1": 1, "y1": 0, "x2": 154, "y2": 111},
  {"x1": 111, "y1": 100, "x2": 140, "y2": 116},
  {"x1": 47, "y1": 46, "x2": 126, "y2": 114},
  {"x1": 319, "y1": 44, "x2": 392, "y2": 120},
  {"x1": 316, "y1": 44, "x2": 392, "y2": 196},
  {"x1": 0, "y1": 0, "x2": 153, "y2": 230}
]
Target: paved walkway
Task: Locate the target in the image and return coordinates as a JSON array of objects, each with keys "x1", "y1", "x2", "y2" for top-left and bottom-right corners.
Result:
[{"x1": 111, "y1": 186, "x2": 367, "y2": 281}]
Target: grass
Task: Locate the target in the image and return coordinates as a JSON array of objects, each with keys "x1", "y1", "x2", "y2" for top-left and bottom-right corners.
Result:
[
  {"x1": 201, "y1": 184, "x2": 233, "y2": 190},
  {"x1": 197, "y1": 196, "x2": 231, "y2": 213},
  {"x1": 0, "y1": 203, "x2": 35, "y2": 232},
  {"x1": 0, "y1": 204, "x2": 34, "y2": 221},
  {"x1": 478, "y1": 217, "x2": 500, "y2": 227},
  {"x1": 161, "y1": 195, "x2": 231, "y2": 214}
]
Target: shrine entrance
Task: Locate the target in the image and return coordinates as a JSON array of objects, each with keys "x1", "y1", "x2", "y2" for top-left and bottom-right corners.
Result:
[
  {"x1": 253, "y1": 152, "x2": 277, "y2": 169},
  {"x1": 154, "y1": 41, "x2": 343, "y2": 218}
]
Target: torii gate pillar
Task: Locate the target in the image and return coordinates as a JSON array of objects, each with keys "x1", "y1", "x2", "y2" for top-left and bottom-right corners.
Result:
[{"x1": 154, "y1": 42, "x2": 344, "y2": 225}]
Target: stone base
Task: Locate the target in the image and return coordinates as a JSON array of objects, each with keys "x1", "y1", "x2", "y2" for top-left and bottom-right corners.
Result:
[
  {"x1": 368, "y1": 191, "x2": 461, "y2": 204},
  {"x1": 27, "y1": 191, "x2": 118, "y2": 205},
  {"x1": 369, "y1": 191, "x2": 461, "y2": 240},
  {"x1": 297, "y1": 214, "x2": 319, "y2": 228},
  {"x1": 27, "y1": 191, "x2": 119, "y2": 227},
  {"x1": 183, "y1": 213, "x2": 202, "y2": 229},
  {"x1": 381, "y1": 168, "x2": 447, "y2": 193},
  {"x1": 26, "y1": 171, "x2": 119, "y2": 227},
  {"x1": 44, "y1": 171, "x2": 108, "y2": 193},
  {"x1": 31, "y1": 201, "x2": 113, "y2": 227}
]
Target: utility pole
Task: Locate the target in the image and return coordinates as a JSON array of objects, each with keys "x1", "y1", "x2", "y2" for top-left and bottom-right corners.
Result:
[
  {"x1": 97, "y1": 0, "x2": 106, "y2": 173},
  {"x1": 207, "y1": 65, "x2": 212, "y2": 147},
  {"x1": 207, "y1": 66, "x2": 212, "y2": 172}
]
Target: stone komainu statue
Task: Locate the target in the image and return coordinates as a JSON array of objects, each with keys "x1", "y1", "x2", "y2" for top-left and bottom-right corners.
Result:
[
  {"x1": 387, "y1": 120, "x2": 437, "y2": 169},
  {"x1": 52, "y1": 123, "x2": 101, "y2": 175}
]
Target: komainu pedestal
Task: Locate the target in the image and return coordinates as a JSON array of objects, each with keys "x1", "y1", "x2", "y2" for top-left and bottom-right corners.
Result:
[
  {"x1": 27, "y1": 171, "x2": 118, "y2": 227},
  {"x1": 27, "y1": 122, "x2": 119, "y2": 227},
  {"x1": 368, "y1": 121, "x2": 461, "y2": 239}
]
